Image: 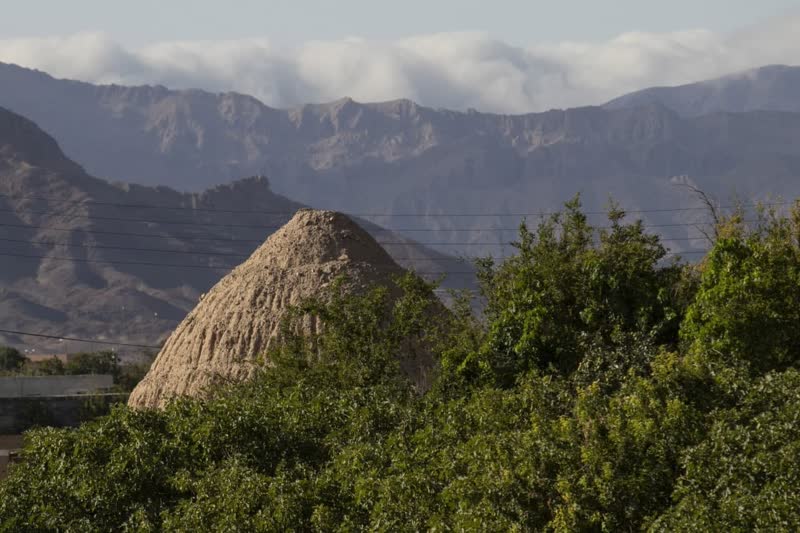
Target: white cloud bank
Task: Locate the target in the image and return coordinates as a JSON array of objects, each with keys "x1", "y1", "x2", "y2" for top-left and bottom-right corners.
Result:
[{"x1": 0, "y1": 14, "x2": 798, "y2": 114}]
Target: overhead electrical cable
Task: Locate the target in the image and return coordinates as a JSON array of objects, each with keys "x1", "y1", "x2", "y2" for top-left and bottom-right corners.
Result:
[
  {"x1": 0, "y1": 328, "x2": 161, "y2": 349},
  {"x1": 0, "y1": 191, "x2": 791, "y2": 217}
]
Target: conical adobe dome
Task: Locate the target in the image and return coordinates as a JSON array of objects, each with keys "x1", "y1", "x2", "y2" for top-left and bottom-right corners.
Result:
[{"x1": 128, "y1": 209, "x2": 426, "y2": 409}]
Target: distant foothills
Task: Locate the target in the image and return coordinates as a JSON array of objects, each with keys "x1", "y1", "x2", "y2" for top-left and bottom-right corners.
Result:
[{"x1": 0, "y1": 106, "x2": 466, "y2": 353}]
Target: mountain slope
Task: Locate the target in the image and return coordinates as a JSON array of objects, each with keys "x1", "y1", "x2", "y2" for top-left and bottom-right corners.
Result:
[
  {"x1": 0, "y1": 107, "x2": 468, "y2": 353},
  {"x1": 3, "y1": 62, "x2": 800, "y2": 260},
  {"x1": 604, "y1": 65, "x2": 800, "y2": 116}
]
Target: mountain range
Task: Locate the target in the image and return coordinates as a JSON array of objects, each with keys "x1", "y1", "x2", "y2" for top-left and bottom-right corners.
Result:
[
  {"x1": 2, "y1": 60, "x2": 800, "y2": 350},
  {"x1": 3, "y1": 61, "x2": 800, "y2": 243},
  {"x1": 0, "y1": 106, "x2": 468, "y2": 352}
]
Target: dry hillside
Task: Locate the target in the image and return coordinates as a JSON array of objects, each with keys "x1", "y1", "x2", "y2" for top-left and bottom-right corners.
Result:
[{"x1": 0, "y1": 106, "x2": 472, "y2": 353}]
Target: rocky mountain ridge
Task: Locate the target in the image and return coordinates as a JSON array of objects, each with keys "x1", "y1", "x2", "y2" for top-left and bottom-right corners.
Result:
[
  {"x1": 3, "y1": 62, "x2": 800, "y2": 259},
  {"x1": 0, "y1": 106, "x2": 468, "y2": 353}
]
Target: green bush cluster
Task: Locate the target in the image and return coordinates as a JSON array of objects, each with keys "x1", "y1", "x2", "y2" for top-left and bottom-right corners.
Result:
[
  {"x1": 0, "y1": 346, "x2": 25, "y2": 372},
  {"x1": 3, "y1": 199, "x2": 800, "y2": 531}
]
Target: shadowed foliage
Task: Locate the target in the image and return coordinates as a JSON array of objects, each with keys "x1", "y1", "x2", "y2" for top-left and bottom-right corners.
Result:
[{"x1": 3, "y1": 200, "x2": 800, "y2": 531}]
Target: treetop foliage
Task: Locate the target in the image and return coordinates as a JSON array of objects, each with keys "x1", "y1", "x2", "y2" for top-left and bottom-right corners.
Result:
[
  {"x1": 0, "y1": 345, "x2": 25, "y2": 372},
  {"x1": 3, "y1": 197, "x2": 800, "y2": 531}
]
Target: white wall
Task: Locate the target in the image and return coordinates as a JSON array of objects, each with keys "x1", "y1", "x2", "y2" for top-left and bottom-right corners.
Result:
[{"x1": 0, "y1": 375, "x2": 114, "y2": 398}]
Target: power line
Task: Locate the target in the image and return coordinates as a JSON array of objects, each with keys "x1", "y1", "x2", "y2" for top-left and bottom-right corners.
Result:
[
  {"x1": 0, "y1": 207, "x2": 290, "y2": 230},
  {"x1": 0, "y1": 328, "x2": 160, "y2": 350},
  {"x1": 1, "y1": 191, "x2": 790, "y2": 217},
  {"x1": 0, "y1": 251, "x2": 483, "y2": 273},
  {"x1": 0, "y1": 192, "x2": 300, "y2": 215},
  {"x1": 0, "y1": 222, "x2": 265, "y2": 243},
  {"x1": 379, "y1": 239, "x2": 710, "y2": 245},
  {"x1": 0, "y1": 249, "x2": 709, "y2": 274},
  {"x1": 0, "y1": 252, "x2": 233, "y2": 271},
  {"x1": 5, "y1": 237, "x2": 248, "y2": 257},
  {"x1": 0, "y1": 237, "x2": 252, "y2": 258},
  {"x1": 0, "y1": 203, "x2": 721, "y2": 268},
  {"x1": 0, "y1": 237, "x2": 488, "y2": 262},
  {"x1": 357, "y1": 203, "x2": 790, "y2": 217},
  {"x1": 0, "y1": 219, "x2": 758, "y2": 243},
  {"x1": 0, "y1": 236, "x2": 712, "y2": 260},
  {"x1": 1, "y1": 196, "x2": 771, "y2": 233}
]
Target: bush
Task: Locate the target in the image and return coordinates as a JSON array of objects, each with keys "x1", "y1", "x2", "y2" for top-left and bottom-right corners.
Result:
[
  {"x1": 63, "y1": 351, "x2": 119, "y2": 376},
  {"x1": 452, "y1": 198, "x2": 688, "y2": 387},
  {"x1": 682, "y1": 205, "x2": 800, "y2": 375},
  {"x1": 0, "y1": 346, "x2": 25, "y2": 372},
  {"x1": 653, "y1": 370, "x2": 800, "y2": 531},
  {"x1": 3, "y1": 200, "x2": 800, "y2": 531},
  {"x1": 20, "y1": 357, "x2": 65, "y2": 376}
]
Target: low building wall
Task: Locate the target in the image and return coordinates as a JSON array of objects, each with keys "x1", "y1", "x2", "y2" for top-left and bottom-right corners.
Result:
[
  {"x1": 0, "y1": 450, "x2": 10, "y2": 480},
  {"x1": 0, "y1": 394, "x2": 128, "y2": 434},
  {"x1": 0, "y1": 435, "x2": 23, "y2": 480},
  {"x1": 0, "y1": 375, "x2": 114, "y2": 398},
  {"x1": 0, "y1": 435, "x2": 23, "y2": 450}
]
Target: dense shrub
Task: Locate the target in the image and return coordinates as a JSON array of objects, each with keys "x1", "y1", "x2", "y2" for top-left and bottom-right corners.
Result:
[
  {"x1": 0, "y1": 345, "x2": 25, "y2": 372},
  {"x1": 682, "y1": 207, "x2": 800, "y2": 374},
  {"x1": 452, "y1": 199, "x2": 688, "y2": 387},
  {"x1": 3, "y1": 200, "x2": 800, "y2": 531}
]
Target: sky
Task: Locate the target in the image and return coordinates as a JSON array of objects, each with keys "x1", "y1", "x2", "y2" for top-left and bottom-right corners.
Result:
[
  {"x1": 2, "y1": 0, "x2": 798, "y2": 46},
  {"x1": 0, "y1": 1, "x2": 799, "y2": 112}
]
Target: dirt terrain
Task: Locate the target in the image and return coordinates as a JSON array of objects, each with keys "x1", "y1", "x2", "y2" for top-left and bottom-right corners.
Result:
[{"x1": 129, "y1": 209, "x2": 435, "y2": 409}]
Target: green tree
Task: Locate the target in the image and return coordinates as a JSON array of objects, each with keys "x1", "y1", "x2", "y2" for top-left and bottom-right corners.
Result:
[
  {"x1": 0, "y1": 345, "x2": 25, "y2": 372},
  {"x1": 682, "y1": 204, "x2": 800, "y2": 375},
  {"x1": 457, "y1": 198, "x2": 686, "y2": 387},
  {"x1": 5, "y1": 199, "x2": 800, "y2": 531},
  {"x1": 552, "y1": 351, "x2": 711, "y2": 530},
  {"x1": 113, "y1": 355, "x2": 154, "y2": 392},
  {"x1": 652, "y1": 370, "x2": 800, "y2": 531},
  {"x1": 64, "y1": 351, "x2": 119, "y2": 376},
  {"x1": 0, "y1": 274, "x2": 440, "y2": 531}
]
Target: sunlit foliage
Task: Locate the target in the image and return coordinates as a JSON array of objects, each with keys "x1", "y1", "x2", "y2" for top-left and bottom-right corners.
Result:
[{"x1": 3, "y1": 199, "x2": 800, "y2": 531}]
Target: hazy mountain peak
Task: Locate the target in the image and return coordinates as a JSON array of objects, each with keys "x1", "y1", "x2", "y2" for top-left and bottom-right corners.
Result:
[{"x1": 605, "y1": 64, "x2": 800, "y2": 116}]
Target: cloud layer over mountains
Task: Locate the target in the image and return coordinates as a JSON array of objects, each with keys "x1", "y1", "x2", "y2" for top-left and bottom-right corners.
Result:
[{"x1": 0, "y1": 13, "x2": 798, "y2": 113}]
